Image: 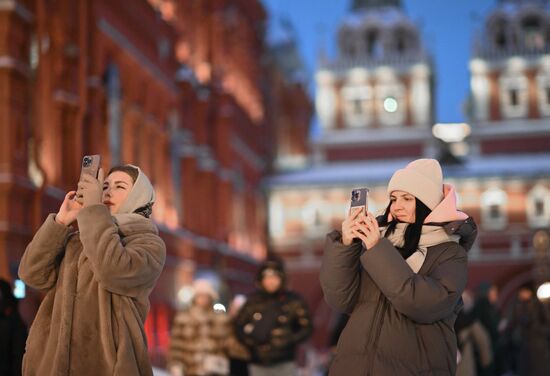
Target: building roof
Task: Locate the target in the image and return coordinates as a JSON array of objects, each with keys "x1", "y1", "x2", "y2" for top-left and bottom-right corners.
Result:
[{"x1": 265, "y1": 153, "x2": 550, "y2": 188}]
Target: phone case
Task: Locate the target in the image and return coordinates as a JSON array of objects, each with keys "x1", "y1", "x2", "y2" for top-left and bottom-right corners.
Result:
[
  {"x1": 80, "y1": 155, "x2": 101, "y2": 179},
  {"x1": 350, "y1": 188, "x2": 369, "y2": 213}
]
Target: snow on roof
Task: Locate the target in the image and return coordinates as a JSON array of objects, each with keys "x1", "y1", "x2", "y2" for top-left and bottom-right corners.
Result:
[{"x1": 265, "y1": 153, "x2": 550, "y2": 188}]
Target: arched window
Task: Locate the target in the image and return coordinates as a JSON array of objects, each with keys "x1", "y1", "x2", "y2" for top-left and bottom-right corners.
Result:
[
  {"x1": 394, "y1": 28, "x2": 409, "y2": 54},
  {"x1": 493, "y1": 19, "x2": 509, "y2": 50},
  {"x1": 481, "y1": 188, "x2": 508, "y2": 230},
  {"x1": 527, "y1": 184, "x2": 550, "y2": 228},
  {"x1": 303, "y1": 198, "x2": 329, "y2": 235},
  {"x1": 365, "y1": 29, "x2": 382, "y2": 58},
  {"x1": 499, "y1": 70, "x2": 528, "y2": 119},
  {"x1": 521, "y1": 15, "x2": 545, "y2": 50},
  {"x1": 341, "y1": 84, "x2": 372, "y2": 128}
]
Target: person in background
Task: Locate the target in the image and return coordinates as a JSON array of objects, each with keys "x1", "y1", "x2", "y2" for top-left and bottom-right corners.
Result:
[
  {"x1": 168, "y1": 279, "x2": 231, "y2": 376},
  {"x1": 320, "y1": 158, "x2": 477, "y2": 375},
  {"x1": 473, "y1": 282, "x2": 504, "y2": 375},
  {"x1": 0, "y1": 278, "x2": 27, "y2": 376},
  {"x1": 19, "y1": 165, "x2": 166, "y2": 376},
  {"x1": 506, "y1": 282, "x2": 550, "y2": 376},
  {"x1": 455, "y1": 289, "x2": 493, "y2": 376},
  {"x1": 235, "y1": 258, "x2": 313, "y2": 376}
]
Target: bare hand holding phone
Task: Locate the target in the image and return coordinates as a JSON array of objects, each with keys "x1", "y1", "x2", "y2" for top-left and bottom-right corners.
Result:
[{"x1": 55, "y1": 191, "x2": 83, "y2": 226}]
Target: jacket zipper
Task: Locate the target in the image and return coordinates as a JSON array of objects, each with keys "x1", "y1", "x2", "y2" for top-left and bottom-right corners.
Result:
[{"x1": 363, "y1": 292, "x2": 388, "y2": 376}]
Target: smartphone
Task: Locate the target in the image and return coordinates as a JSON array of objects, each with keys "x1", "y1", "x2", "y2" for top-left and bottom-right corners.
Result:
[
  {"x1": 350, "y1": 188, "x2": 369, "y2": 215},
  {"x1": 80, "y1": 154, "x2": 101, "y2": 180}
]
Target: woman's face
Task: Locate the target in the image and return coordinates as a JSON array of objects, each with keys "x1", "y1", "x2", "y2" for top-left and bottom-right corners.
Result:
[
  {"x1": 102, "y1": 171, "x2": 134, "y2": 214},
  {"x1": 390, "y1": 190, "x2": 416, "y2": 223},
  {"x1": 261, "y1": 272, "x2": 282, "y2": 293}
]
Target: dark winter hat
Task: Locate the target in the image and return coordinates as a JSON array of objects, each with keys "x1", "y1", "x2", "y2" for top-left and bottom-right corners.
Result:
[{"x1": 256, "y1": 258, "x2": 286, "y2": 283}]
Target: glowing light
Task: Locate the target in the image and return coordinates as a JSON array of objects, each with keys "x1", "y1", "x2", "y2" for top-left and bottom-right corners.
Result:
[
  {"x1": 213, "y1": 303, "x2": 226, "y2": 312},
  {"x1": 537, "y1": 282, "x2": 550, "y2": 301},
  {"x1": 432, "y1": 123, "x2": 471, "y2": 143},
  {"x1": 383, "y1": 97, "x2": 398, "y2": 113}
]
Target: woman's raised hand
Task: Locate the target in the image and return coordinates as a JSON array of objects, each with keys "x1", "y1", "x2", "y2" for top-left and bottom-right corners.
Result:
[
  {"x1": 76, "y1": 168, "x2": 105, "y2": 208},
  {"x1": 55, "y1": 191, "x2": 83, "y2": 226},
  {"x1": 342, "y1": 207, "x2": 363, "y2": 246},
  {"x1": 352, "y1": 212, "x2": 381, "y2": 250}
]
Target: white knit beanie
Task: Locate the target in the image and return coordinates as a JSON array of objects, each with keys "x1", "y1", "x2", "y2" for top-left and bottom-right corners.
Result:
[
  {"x1": 387, "y1": 159, "x2": 444, "y2": 210},
  {"x1": 192, "y1": 279, "x2": 219, "y2": 301},
  {"x1": 117, "y1": 165, "x2": 156, "y2": 215}
]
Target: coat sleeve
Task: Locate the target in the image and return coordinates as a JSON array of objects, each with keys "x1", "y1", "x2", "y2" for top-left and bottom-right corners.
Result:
[
  {"x1": 360, "y1": 238, "x2": 467, "y2": 324},
  {"x1": 319, "y1": 230, "x2": 363, "y2": 314},
  {"x1": 76, "y1": 205, "x2": 166, "y2": 297},
  {"x1": 280, "y1": 295, "x2": 313, "y2": 348},
  {"x1": 18, "y1": 214, "x2": 71, "y2": 291},
  {"x1": 234, "y1": 299, "x2": 257, "y2": 348}
]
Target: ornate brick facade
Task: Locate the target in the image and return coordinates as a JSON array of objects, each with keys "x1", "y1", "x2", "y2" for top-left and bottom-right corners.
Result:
[{"x1": 0, "y1": 0, "x2": 311, "y2": 365}]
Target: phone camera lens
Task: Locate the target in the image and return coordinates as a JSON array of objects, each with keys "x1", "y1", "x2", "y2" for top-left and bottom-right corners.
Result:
[
  {"x1": 83, "y1": 156, "x2": 92, "y2": 167},
  {"x1": 352, "y1": 190, "x2": 360, "y2": 202}
]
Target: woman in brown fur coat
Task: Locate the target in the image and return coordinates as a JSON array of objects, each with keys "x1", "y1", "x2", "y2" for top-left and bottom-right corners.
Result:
[
  {"x1": 168, "y1": 279, "x2": 231, "y2": 376},
  {"x1": 19, "y1": 165, "x2": 166, "y2": 376}
]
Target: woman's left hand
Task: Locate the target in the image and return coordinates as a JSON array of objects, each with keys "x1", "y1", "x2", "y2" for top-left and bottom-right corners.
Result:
[
  {"x1": 77, "y1": 168, "x2": 105, "y2": 208},
  {"x1": 351, "y1": 212, "x2": 381, "y2": 250}
]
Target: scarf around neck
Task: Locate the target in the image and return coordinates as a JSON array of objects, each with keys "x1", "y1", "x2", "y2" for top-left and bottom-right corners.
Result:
[{"x1": 380, "y1": 223, "x2": 460, "y2": 273}]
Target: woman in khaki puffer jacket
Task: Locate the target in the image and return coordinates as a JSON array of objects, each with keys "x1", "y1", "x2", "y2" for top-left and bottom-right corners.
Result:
[
  {"x1": 321, "y1": 159, "x2": 477, "y2": 376},
  {"x1": 19, "y1": 165, "x2": 166, "y2": 376}
]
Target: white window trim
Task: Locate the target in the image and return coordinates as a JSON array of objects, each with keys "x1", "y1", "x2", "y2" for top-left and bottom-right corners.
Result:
[
  {"x1": 471, "y1": 73, "x2": 490, "y2": 121},
  {"x1": 481, "y1": 188, "x2": 508, "y2": 231},
  {"x1": 536, "y1": 72, "x2": 550, "y2": 117},
  {"x1": 316, "y1": 85, "x2": 337, "y2": 129},
  {"x1": 499, "y1": 73, "x2": 528, "y2": 119},
  {"x1": 341, "y1": 84, "x2": 372, "y2": 128},
  {"x1": 527, "y1": 184, "x2": 550, "y2": 228}
]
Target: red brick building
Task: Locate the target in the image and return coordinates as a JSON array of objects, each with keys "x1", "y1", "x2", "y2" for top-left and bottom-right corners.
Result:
[{"x1": 0, "y1": 0, "x2": 311, "y2": 365}]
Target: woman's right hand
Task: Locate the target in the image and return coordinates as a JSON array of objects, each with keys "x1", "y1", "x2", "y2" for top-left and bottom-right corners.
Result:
[
  {"x1": 55, "y1": 191, "x2": 83, "y2": 226},
  {"x1": 341, "y1": 207, "x2": 363, "y2": 246}
]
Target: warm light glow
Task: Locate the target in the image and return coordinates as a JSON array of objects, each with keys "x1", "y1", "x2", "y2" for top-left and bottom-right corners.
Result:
[
  {"x1": 432, "y1": 123, "x2": 471, "y2": 143},
  {"x1": 213, "y1": 303, "x2": 226, "y2": 312},
  {"x1": 196, "y1": 62, "x2": 211, "y2": 82},
  {"x1": 383, "y1": 97, "x2": 398, "y2": 113},
  {"x1": 537, "y1": 282, "x2": 550, "y2": 301}
]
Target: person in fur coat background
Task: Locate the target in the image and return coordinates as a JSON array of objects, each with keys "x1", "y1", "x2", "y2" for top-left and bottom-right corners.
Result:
[
  {"x1": 167, "y1": 279, "x2": 231, "y2": 376},
  {"x1": 19, "y1": 164, "x2": 166, "y2": 376}
]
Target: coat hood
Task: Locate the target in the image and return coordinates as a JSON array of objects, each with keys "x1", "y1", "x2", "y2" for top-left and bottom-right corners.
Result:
[{"x1": 424, "y1": 184, "x2": 477, "y2": 252}]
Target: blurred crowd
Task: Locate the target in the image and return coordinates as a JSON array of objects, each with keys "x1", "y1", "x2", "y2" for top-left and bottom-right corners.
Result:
[{"x1": 3, "y1": 270, "x2": 550, "y2": 376}]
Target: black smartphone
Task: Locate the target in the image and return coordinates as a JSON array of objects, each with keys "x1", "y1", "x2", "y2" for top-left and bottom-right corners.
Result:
[
  {"x1": 350, "y1": 188, "x2": 369, "y2": 215},
  {"x1": 80, "y1": 154, "x2": 101, "y2": 180}
]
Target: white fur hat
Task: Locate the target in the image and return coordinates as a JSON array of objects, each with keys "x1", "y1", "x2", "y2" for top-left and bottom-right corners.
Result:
[
  {"x1": 192, "y1": 279, "x2": 218, "y2": 301},
  {"x1": 387, "y1": 158, "x2": 444, "y2": 210}
]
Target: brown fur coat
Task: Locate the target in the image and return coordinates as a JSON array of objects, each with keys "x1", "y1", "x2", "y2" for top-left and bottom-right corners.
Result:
[
  {"x1": 168, "y1": 306, "x2": 231, "y2": 376},
  {"x1": 18, "y1": 204, "x2": 166, "y2": 376}
]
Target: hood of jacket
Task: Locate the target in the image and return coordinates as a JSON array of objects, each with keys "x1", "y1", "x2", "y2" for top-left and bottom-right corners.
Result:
[{"x1": 424, "y1": 184, "x2": 477, "y2": 252}]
